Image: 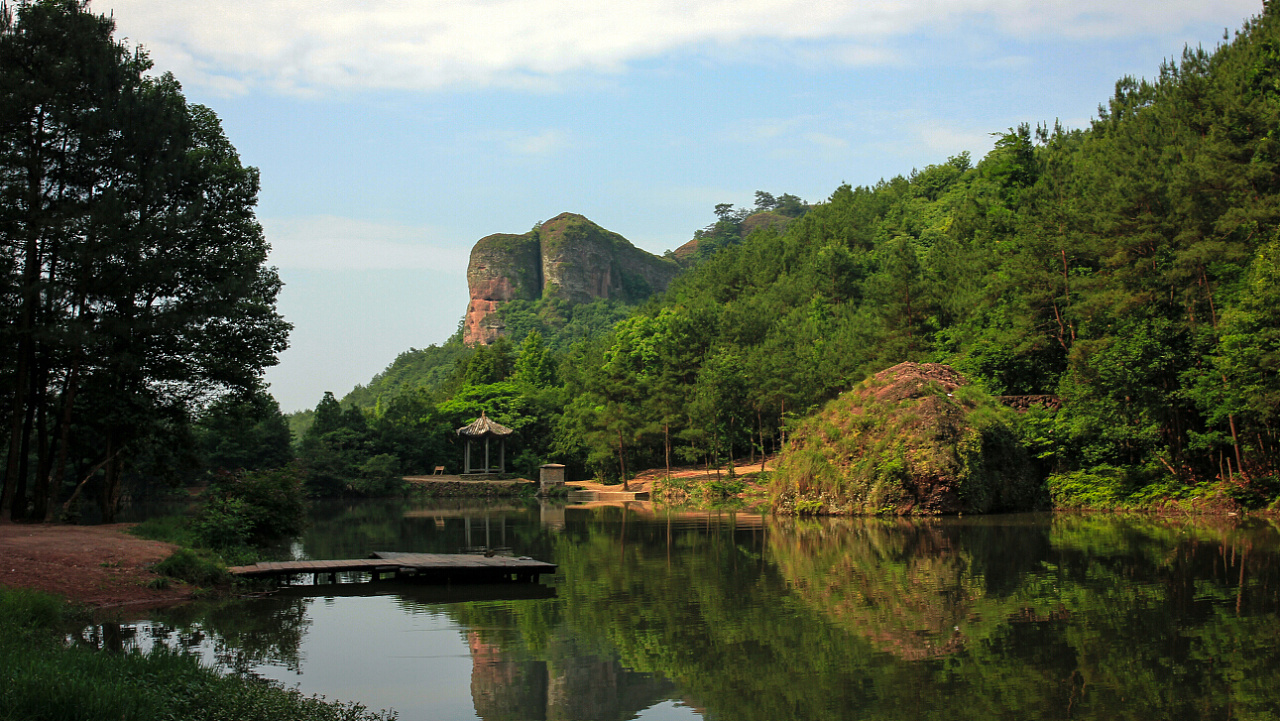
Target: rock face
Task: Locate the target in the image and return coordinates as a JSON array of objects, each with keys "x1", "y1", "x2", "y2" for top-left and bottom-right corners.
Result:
[
  {"x1": 771, "y1": 362, "x2": 1043, "y2": 516},
  {"x1": 464, "y1": 213, "x2": 680, "y2": 345}
]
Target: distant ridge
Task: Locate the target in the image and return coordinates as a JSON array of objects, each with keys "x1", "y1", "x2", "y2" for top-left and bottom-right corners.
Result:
[{"x1": 464, "y1": 212, "x2": 679, "y2": 345}]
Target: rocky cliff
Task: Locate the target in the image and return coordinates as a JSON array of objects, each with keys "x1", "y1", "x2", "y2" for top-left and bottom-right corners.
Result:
[{"x1": 464, "y1": 213, "x2": 680, "y2": 345}]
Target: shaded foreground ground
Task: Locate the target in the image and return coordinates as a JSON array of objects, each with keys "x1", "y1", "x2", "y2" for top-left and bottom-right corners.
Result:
[{"x1": 0, "y1": 521, "x2": 192, "y2": 609}]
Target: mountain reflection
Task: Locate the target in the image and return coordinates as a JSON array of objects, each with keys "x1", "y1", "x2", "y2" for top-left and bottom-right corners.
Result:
[
  {"x1": 468, "y1": 631, "x2": 677, "y2": 721},
  {"x1": 107, "y1": 502, "x2": 1280, "y2": 720}
]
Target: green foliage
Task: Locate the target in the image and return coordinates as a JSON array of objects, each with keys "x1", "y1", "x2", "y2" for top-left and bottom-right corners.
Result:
[
  {"x1": 285, "y1": 408, "x2": 316, "y2": 441},
  {"x1": 195, "y1": 391, "x2": 294, "y2": 473},
  {"x1": 342, "y1": 340, "x2": 473, "y2": 408},
  {"x1": 0, "y1": 587, "x2": 63, "y2": 633},
  {"x1": 546, "y1": 12, "x2": 1280, "y2": 506},
  {"x1": 197, "y1": 466, "x2": 308, "y2": 548},
  {"x1": 0, "y1": 0, "x2": 290, "y2": 522},
  {"x1": 154, "y1": 548, "x2": 233, "y2": 586},
  {"x1": 512, "y1": 331, "x2": 556, "y2": 388},
  {"x1": 461, "y1": 337, "x2": 515, "y2": 385},
  {"x1": 288, "y1": 9, "x2": 1280, "y2": 506},
  {"x1": 771, "y1": 367, "x2": 1041, "y2": 515},
  {"x1": 130, "y1": 514, "x2": 200, "y2": 548},
  {"x1": 0, "y1": 588, "x2": 395, "y2": 720},
  {"x1": 351, "y1": 454, "x2": 405, "y2": 496},
  {"x1": 1045, "y1": 465, "x2": 1132, "y2": 509}
]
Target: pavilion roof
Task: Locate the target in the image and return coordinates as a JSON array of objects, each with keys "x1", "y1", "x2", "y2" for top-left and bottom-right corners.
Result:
[{"x1": 456, "y1": 411, "x2": 514, "y2": 438}]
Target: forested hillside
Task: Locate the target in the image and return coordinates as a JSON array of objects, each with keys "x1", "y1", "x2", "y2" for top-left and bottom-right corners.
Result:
[
  {"x1": 296, "y1": 7, "x2": 1280, "y2": 508},
  {"x1": 559, "y1": 8, "x2": 1280, "y2": 505}
]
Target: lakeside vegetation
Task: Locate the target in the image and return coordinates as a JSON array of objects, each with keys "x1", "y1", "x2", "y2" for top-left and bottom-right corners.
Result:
[
  {"x1": 286, "y1": 5, "x2": 1280, "y2": 511},
  {"x1": 7, "y1": 1, "x2": 1280, "y2": 719},
  {"x1": 0, "y1": 587, "x2": 395, "y2": 720},
  {"x1": 166, "y1": 504, "x2": 1279, "y2": 721},
  {"x1": 10, "y1": 2, "x2": 1280, "y2": 531},
  {"x1": 0, "y1": 0, "x2": 289, "y2": 524}
]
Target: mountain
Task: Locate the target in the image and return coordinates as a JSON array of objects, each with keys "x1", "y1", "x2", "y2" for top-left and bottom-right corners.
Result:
[{"x1": 464, "y1": 212, "x2": 681, "y2": 345}]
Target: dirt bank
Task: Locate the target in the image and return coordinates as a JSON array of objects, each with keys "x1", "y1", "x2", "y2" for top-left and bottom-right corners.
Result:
[{"x1": 0, "y1": 521, "x2": 193, "y2": 610}]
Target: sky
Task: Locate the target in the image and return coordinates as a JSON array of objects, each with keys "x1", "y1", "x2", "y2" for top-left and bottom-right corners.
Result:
[{"x1": 94, "y1": 0, "x2": 1264, "y2": 412}]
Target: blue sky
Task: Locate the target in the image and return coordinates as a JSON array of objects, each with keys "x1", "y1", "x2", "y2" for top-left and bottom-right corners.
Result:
[{"x1": 97, "y1": 0, "x2": 1262, "y2": 412}]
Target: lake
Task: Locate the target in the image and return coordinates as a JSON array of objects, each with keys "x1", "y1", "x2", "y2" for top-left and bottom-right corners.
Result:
[{"x1": 90, "y1": 500, "x2": 1280, "y2": 720}]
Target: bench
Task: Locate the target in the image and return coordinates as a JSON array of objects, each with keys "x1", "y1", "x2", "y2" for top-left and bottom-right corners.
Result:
[{"x1": 432, "y1": 465, "x2": 445, "y2": 475}]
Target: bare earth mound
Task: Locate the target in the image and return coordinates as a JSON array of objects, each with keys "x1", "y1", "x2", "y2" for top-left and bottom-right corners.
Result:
[{"x1": 0, "y1": 522, "x2": 192, "y2": 610}]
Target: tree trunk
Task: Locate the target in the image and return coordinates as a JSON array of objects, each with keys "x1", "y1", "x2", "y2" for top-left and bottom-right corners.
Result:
[
  {"x1": 758, "y1": 409, "x2": 765, "y2": 473},
  {"x1": 664, "y1": 423, "x2": 670, "y2": 480},
  {"x1": 780, "y1": 398, "x2": 786, "y2": 448},
  {"x1": 616, "y1": 428, "x2": 629, "y2": 492},
  {"x1": 43, "y1": 358, "x2": 80, "y2": 521},
  {"x1": 3, "y1": 114, "x2": 46, "y2": 518},
  {"x1": 12, "y1": 390, "x2": 36, "y2": 521},
  {"x1": 31, "y1": 379, "x2": 51, "y2": 522},
  {"x1": 62, "y1": 452, "x2": 116, "y2": 516},
  {"x1": 100, "y1": 437, "x2": 123, "y2": 523}
]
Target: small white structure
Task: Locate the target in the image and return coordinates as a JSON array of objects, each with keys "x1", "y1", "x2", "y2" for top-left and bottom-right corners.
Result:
[{"x1": 539, "y1": 463, "x2": 566, "y2": 494}]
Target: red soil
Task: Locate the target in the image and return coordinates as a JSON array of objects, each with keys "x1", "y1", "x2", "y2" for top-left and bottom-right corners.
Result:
[{"x1": 0, "y1": 520, "x2": 193, "y2": 610}]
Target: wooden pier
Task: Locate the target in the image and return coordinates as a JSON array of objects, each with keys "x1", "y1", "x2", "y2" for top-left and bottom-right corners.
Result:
[{"x1": 228, "y1": 551, "x2": 557, "y2": 585}]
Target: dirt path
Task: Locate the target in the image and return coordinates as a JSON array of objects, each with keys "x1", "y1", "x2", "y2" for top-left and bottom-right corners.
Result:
[
  {"x1": 569, "y1": 457, "x2": 778, "y2": 495},
  {"x1": 0, "y1": 521, "x2": 193, "y2": 610}
]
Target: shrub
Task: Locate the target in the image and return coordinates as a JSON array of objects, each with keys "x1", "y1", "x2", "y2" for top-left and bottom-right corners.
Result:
[
  {"x1": 351, "y1": 454, "x2": 405, "y2": 496},
  {"x1": 1045, "y1": 465, "x2": 1129, "y2": 509},
  {"x1": 201, "y1": 465, "x2": 308, "y2": 547},
  {"x1": 192, "y1": 496, "x2": 256, "y2": 549},
  {"x1": 154, "y1": 548, "x2": 233, "y2": 586}
]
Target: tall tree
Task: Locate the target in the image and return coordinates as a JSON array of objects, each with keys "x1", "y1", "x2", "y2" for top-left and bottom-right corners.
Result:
[{"x1": 0, "y1": 1, "x2": 289, "y2": 520}]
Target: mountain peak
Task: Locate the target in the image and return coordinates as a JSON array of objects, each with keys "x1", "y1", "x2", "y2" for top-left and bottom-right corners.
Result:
[{"x1": 463, "y1": 214, "x2": 679, "y2": 345}]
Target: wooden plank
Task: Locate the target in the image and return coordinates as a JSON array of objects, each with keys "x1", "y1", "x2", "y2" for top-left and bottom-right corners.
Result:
[{"x1": 229, "y1": 553, "x2": 556, "y2": 580}]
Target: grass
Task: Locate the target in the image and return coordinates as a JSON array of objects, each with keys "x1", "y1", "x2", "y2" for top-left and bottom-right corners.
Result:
[
  {"x1": 0, "y1": 587, "x2": 396, "y2": 720},
  {"x1": 153, "y1": 548, "x2": 234, "y2": 586},
  {"x1": 129, "y1": 514, "x2": 264, "y2": 584},
  {"x1": 130, "y1": 514, "x2": 200, "y2": 548},
  {"x1": 651, "y1": 474, "x2": 752, "y2": 510}
]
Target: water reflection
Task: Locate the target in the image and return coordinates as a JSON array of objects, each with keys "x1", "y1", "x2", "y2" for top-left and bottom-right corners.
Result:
[
  {"x1": 468, "y1": 631, "x2": 677, "y2": 721},
  {"x1": 90, "y1": 501, "x2": 1280, "y2": 720}
]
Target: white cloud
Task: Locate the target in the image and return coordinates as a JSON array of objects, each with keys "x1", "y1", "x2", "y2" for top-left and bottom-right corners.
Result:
[
  {"x1": 263, "y1": 216, "x2": 469, "y2": 272},
  {"x1": 94, "y1": 0, "x2": 1260, "y2": 94},
  {"x1": 507, "y1": 129, "x2": 570, "y2": 155},
  {"x1": 805, "y1": 132, "x2": 849, "y2": 150},
  {"x1": 727, "y1": 116, "x2": 812, "y2": 142},
  {"x1": 915, "y1": 123, "x2": 995, "y2": 156}
]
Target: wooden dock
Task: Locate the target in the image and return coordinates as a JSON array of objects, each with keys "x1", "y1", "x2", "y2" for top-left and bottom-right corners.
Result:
[{"x1": 228, "y1": 551, "x2": 557, "y2": 585}]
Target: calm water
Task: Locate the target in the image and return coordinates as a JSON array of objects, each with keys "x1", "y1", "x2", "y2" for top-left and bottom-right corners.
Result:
[{"x1": 90, "y1": 501, "x2": 1280, "y2": 720}]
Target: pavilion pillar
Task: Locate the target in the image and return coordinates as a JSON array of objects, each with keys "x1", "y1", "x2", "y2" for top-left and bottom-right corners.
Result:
[
  {"x1": 485, "y1": 437, "x2": 490, "y2": 474},
  {"x1": 465, "y1": 441, "x2": 471, "y2": 474},
  {"x1": 500, "y1": 440, "x2": 505, "y2": 473}
]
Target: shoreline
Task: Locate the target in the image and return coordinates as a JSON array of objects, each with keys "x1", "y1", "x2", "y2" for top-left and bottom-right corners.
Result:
[{"x1": 0, "y1": 520, "x2": 194, "y2": 611}]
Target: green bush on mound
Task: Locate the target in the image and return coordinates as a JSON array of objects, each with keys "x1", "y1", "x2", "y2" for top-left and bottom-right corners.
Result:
[{"x1": 771, "y1": 362, "x2": 1043, "y2": 515}]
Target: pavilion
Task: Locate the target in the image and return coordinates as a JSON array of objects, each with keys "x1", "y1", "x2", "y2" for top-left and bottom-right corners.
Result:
[{"x1": 456, "y1": 411, "x2": 514, "y2": 474}]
